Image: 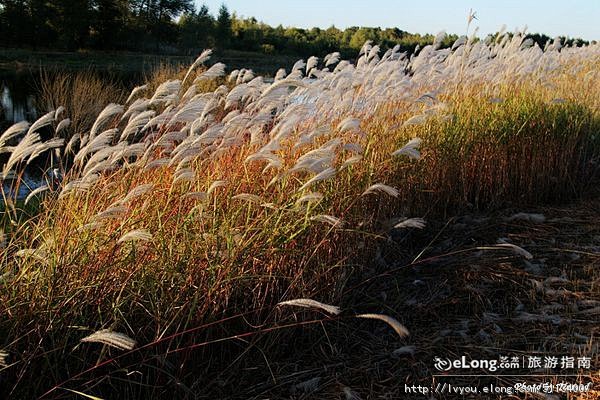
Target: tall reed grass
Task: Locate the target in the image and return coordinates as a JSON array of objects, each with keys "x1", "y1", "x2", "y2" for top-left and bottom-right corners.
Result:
[
  {"x1": 1, "y1": 28, "x2": 599, "y2": 397},
  {"x1": 37, "y1": 70, "x2": 127, "y2": 138}
]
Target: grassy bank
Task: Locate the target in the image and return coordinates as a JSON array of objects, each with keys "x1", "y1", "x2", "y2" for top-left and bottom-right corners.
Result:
[
  {"x1": 0, "y1": 34, "x2": 599, "y2": 398},
  {"x1": 0, "y1": 48, "x2": 299, "y2": 76}
]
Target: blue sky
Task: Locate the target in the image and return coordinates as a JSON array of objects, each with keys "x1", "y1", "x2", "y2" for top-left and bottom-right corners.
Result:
[{"x1": 195, "y1": 0, "x2": 599, "y2": 40}]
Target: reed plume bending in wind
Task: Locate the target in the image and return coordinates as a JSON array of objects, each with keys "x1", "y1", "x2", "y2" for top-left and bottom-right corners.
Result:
[
  {"x1": 277, "y1": 299, "x2": 342, "y2": 315},
  {"x1": 356, "y1": 314, "x2": 410, "y2": 338},
  {"x1": 80, "y1": 330, "x2": 136, "y2": 351},
  {"x1": 118, "y1": 229, "x2": 153, "y2": 244}
]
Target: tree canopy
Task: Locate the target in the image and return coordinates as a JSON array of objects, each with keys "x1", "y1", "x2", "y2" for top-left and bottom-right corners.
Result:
[{"x1": 0, "y1": 1, "x2": 589, "y2": 57}]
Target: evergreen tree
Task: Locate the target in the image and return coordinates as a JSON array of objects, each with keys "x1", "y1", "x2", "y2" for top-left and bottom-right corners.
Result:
[
  {"x1": 216, "y1": 4, "x2": 232, "y2": 48},
  {"x1": 50, "y1": 0, "x2": 92, "y2": 50},
  {"x1": 92, "y1": 0, "x2": 130, "y2": 49},
  {"x1": 179, "y1": 4, "x2": 215, "y2": 52}
]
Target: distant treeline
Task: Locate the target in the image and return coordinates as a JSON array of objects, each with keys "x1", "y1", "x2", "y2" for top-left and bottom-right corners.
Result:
[{"x1": 0, "y1": 1, "x2": 590, "y2": 58}]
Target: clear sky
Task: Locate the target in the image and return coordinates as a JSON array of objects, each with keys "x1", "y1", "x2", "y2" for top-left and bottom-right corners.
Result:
[{"x1": 195, "y1": 0, "x2": 599, "y2": 41}]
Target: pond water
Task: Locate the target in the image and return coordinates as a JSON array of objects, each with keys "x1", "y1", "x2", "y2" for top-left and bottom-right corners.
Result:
[
  {"x1": 0, "y1": 71, "x2": 38, "y2": 125},
  {"x1": 1, "y1": 85, "x2": 35, "y2": 123},
  {"x1": 2, "y1": 174, "x2": 46, "y2": 201}
]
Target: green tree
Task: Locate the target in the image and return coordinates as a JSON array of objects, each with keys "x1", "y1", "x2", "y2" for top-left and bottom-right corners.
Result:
[
  {"x1": 215, "y1": 3, "x2": 232, "y2": 48},
  {"x1": 349, "y1": 27, "x2": 381, "y2": 50},
  {"x1": 91, "y1": 0, "x2": 130, "y2": 50},
  {"x1": 29, "y1": 0, "x2": 58, "y2": 47},
  {"x1": 179, "y1": 4, "x2": 215, "y2": 52},
  {"x1": 0, "y1": 0, "x2": 30, "y2": 46},
  {"x1": 130, "y1": 0, "x2": 192, "y2": 50},
  {"x1": 48, "y1": 0, "x2": 92, "y2": 50}
]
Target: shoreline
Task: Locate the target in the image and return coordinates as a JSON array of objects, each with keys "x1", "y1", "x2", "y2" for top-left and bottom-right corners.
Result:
[{"x1": 0, "y1": 48, "x2": 300, "y2": 75}]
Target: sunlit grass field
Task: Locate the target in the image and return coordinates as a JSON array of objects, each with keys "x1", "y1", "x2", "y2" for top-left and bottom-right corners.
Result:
[{"x1": 1, "y1": 29, "x2": 599, "y2": 398}]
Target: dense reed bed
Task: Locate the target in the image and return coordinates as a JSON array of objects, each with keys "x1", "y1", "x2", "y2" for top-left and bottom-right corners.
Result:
[
  {"x1": 1, "y1": 29, "x2": 599, "y2": 397},
  {"x1": 36, "y1": 70, "x2": 128, "y2": 139}
]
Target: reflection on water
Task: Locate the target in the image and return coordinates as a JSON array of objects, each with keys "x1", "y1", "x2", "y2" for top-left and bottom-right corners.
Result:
[
  {"x1": 0, "y1": 71, "x2": 38, "y2": 125},
  {"x1": 1, "y1": 85, "x2": 36, "y2": 123},
  {"x1": 2, "y1": 172, "x2": 46, "y2": 201}
]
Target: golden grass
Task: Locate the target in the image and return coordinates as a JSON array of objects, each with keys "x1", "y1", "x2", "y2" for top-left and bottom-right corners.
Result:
[
  {"x1": 1, "y1": 35, "x2": 599, "y2": 397},
  {"x1": 37, "y1": 70, "x2": 127, "y2": 138}
]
